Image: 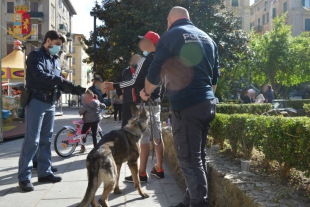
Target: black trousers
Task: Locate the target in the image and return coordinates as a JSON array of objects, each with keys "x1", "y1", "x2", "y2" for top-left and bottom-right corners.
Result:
[
  {"x1": 81, "y1": 121, "x2": 99, "y2": 147},
  {"x1": 172, "y1": 100, "x2": 216, "y2": 207},
  {"x1": 113, "y1": 103, "x2": 123, "y2": 121},
  {"x1": 122, "y1": 102, "x2": 133, "y2": 128}
]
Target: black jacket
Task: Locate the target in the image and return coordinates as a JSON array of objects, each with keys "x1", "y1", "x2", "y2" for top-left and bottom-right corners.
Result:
[
  {"x1": 146, "y1": 19, "x2": 220, "y2": 110},
  {"x1": 88, "y1": 85, "x2": 106, "y2": 103},
  {"x1": 113, "y1": 53, "x2": 161, "y2": 103},
  {"x1": 243, "y1": 95, "x2": 252, "y2": 104},
  {"x1": 116, "y1": 66, "x2": 136, "y2": 104}
]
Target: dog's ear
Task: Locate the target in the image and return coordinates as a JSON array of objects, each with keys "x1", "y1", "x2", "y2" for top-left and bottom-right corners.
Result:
[{"x1": 130, "y1": 103, "x2": 139, "y2": 117}]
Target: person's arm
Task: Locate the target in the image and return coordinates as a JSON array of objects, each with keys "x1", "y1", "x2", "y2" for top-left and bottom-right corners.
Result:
[
  {"x1": 115, "y1": 73, "x2": 123, "y2": 96},
  {"x1": 79, "y1": 105, "x2": 86, "y2": 115},
  {"x1": 27, "y1": 52, "x2": 63, "y2": 85},
  {"x1": 113, "y1": 58, "x2": 147, "y2": 89},
  {"x1": 141, "y1": 39, "x2": 172, "y2": 100},
  {"x1": 212, "y1": 43, "x2": 220, "y2": 94}
]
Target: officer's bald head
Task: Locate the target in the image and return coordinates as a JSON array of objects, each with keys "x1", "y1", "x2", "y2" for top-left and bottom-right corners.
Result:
[{"x1": 167, "y1": 6, "x2": 190, "y2": 30}]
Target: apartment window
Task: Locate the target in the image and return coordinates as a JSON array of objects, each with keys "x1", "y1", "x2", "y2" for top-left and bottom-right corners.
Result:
[
  {"x1": 51, "y1": 5, "x2": 55, "y2": 20},
  {"x1": 258, "y1": 18, "x2": 261, "y2": 27},
  {"x1": 305, "y1": 19, "x2": 310, "y2": 31},
  {"x1": 250, "y1": 22, "x2": 254, "y2": 30},
  {"x1": 30, "y1": 2, "x2": 38, "y2": 12},
  {"x1": 72, "y1": 47, "x2": 76, "y2": 53},
  {"x1": 264, "y1": 1, "x2": 268, "y2": 11},
  {"x1": 58, "y1": 15, "x2": 62, "y2": 24},
  {"x1": 232, "y1": 0, "x2": 239, "y2": 7},
  {"x1": 267, "y1": 12, "x2": 270, "y2": 23},
  {"x1": 72, "y1": 69, "x2": 76, "y2": 75},
  {"x1": 72, "y1": 57, "x2": 76, "y2": 64},
  {"x1": 283, "y1": 2, "x2": 287, "y2": 13},
  {"x1": 7, "y1": 44, "x2": 14, "y2": 55},
  {"x1": 59, "y1": 0, "x2": 63, "y2": 8},
  {"x1": 272, "y1": 8, "x2": 277, "y2": 18},
  {"x1": 257, "y1": 7, "x2": 260, "y2": 11},
  {"x1": 263, "y1": 15, "x2": 266, "y2": 25},
  {"x1": 7, "y1": 2, "x2": 14, "y2": 13},
  {"x1": 302, "y1": 0, "x2": 310, "y2": 8},
  {"x1": 7, "y1": 22, "x2": 13, "y2": 34}
]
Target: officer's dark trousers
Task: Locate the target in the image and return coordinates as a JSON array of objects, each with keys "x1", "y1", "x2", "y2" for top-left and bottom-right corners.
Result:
[
  {"x1": 18, "y1": 98, "x2": 55, "y2": 181},
  {"x1": 172, "y1": 100, "x2": 216, "y2": 207}
]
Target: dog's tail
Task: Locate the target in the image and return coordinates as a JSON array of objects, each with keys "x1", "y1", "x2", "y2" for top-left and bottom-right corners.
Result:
[{"x1": 77, "y1": 159, "x2": 101, "y2": 207}]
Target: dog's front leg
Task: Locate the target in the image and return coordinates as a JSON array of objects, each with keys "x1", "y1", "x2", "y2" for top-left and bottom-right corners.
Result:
[
  {"x1": 127, "y1": 161, "x2": 149, "y2": 198},
  {"x1": 114, "y1": 164, "x2": 122, "y2": 194}
]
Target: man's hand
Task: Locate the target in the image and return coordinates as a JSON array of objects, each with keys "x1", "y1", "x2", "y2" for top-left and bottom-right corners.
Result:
[
  {"x1": 72, "y1": 85, "x2": 86, "y2": 95},
  {"x1": 103, "y1": 82, "x2": 114, "y2": 91},
  {"x1": 140, "y1": 89, "x2": 150, "y2": 101},
  {"x1": 119, "y1": 95, "x2": 123, "y2": 101}
]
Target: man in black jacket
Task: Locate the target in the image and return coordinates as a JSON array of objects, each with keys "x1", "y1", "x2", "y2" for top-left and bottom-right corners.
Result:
[
  {"x1": 140, "y1": 7, "x2": 220, "y2": 207},
  {"x1": 116, "y1": 54, "x2": 142, "y2": 128},
  {"x1": 104, "y1": 31, "x2": 165, "y2": 182}
]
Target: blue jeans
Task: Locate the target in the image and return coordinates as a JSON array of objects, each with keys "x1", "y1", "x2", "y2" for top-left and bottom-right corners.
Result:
[
  {"x1": 172, "y1": 100, "x2": 216, "y2": 207},
  {"x1": 18, "y1": 98, "x2": 55, "y2": 181}
]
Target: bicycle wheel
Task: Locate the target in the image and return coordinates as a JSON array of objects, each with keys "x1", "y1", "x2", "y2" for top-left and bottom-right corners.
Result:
[{"x1": 54, "y1": 127, "x2": 78, "y2": 158}]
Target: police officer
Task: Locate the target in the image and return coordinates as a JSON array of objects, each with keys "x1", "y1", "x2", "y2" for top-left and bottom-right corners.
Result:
[
  {"x1": 18, "y1": 31, "x2": 86, "y2": 192},
  {"x1": 141, "y1": 7, "x2": 219, "y2": 207}
]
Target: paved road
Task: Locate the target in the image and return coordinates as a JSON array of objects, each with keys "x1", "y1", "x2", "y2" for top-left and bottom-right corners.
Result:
[{"x1": 0, "y1": 108, "x2": 183, "y2": 207}]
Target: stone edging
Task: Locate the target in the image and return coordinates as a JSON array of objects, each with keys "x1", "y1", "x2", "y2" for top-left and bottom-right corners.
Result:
[{"x1": 162, "y1": 127, "x2": 309, "y2": 207}]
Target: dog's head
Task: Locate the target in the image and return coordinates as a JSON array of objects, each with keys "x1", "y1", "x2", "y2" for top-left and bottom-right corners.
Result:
[{"x1": 127, "y1": 104, "x2": 149, "y2": 133}]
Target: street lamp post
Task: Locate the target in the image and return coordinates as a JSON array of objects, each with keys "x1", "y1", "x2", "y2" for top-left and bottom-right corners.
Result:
[{"x1": 90, "y1": 11, "x2": 98, "y2": 76}]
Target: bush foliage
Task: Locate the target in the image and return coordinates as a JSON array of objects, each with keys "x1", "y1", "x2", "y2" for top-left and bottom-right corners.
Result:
[
  {"x1": 210, "y1": 114, "x2": 310, "y2": 179},
  {"x1": 216, "y1": 104, "x2": 272, "y2": 114}
]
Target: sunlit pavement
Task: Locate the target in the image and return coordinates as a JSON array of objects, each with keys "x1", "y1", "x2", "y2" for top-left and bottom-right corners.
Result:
[{"x1": 0, "y1": 107, "x2": 183, "y2": 207}]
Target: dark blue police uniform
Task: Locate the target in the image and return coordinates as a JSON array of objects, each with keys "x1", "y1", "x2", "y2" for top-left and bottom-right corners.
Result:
[{"x1": 18, "y1": 46, "x2": 63, "y2": 182}]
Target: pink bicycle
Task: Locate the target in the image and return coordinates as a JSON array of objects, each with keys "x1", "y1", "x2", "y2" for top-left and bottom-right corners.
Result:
[{"x1": 54, "y1": 120, "x2": 104, "y2": 157}]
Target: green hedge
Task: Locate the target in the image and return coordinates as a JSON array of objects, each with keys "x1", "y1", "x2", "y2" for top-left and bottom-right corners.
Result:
[
  {"x1": 216, "y1": 104, "x2": 272, "y2": 114},
  {"x1": 303, "y1": 103, "x2": 310, "y2": 112},
  {"x1": 210, "y1": 114, "x2": 310, "y2": 179},
  {"x1": 287, "y1": 99, "x2": 310, "y2": 109}
]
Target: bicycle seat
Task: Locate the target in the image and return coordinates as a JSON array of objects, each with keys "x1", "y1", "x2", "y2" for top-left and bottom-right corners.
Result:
[{"x1": 72, "y1": 120, "x2": 84, "y2": 125}]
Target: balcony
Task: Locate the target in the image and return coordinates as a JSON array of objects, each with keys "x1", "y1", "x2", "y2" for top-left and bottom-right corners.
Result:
[
  {"x1": 254, "y1": 26, "x2": 262, "y2": 32},
  {"x1": 58, "y1": 24, "x2": 67, "y2": 34},
  {"x1": 66, "y1": 53, "x2": 73, "y2": 58},
  {"x1": 29, "y1": 12, "x2": 44, "y2": 22},
  {"x1": 66, "y1": 32, "x2": 73, "y2": 41},
  {"x1": 27, "y1": 34, "x2": 44, "y2": 42}
]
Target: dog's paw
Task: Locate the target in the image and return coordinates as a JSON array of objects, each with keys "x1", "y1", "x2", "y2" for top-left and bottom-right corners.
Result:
[
  {"x1": 140, "y1": 191, "x2": 149, "y2": 198},
  {"x1": 114, "y1": 188, "x2": 122, "y2": 194}
]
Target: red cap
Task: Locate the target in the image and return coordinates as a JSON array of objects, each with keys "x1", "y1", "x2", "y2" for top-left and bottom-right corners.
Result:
[{"x1": 138, "y1": 31, "x2": 160, "y2": 45}]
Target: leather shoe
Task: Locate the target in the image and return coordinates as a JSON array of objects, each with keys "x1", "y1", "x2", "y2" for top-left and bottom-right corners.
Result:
[
  {"x1": 38, "y1": 174, "x2": 62, "y2": 183},
  {"x1": 33, "y1": 162, "x2": 58, "y2": 172},
  {"x1": 19, "y1": 180, "x2": 34, "y2": 192}
]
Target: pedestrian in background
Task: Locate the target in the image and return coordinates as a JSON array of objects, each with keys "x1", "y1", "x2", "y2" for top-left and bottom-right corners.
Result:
[
  {"x1": 140, "y1": 7, "x2": 219, "y2": 207},
  {"x1": 263, "y1": 84, "x2": 275, "y2": 103},
  {"x1": 18, "y1": 30, "x2": 85, "y2": 192},
  {"x1": 110, "y1": 90, "x2": 123, "y2": 124}
]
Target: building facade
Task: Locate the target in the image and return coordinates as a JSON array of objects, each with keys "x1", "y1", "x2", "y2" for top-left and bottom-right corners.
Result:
[
  {"x1": 250, "y1": 0, "x2": 310, "y2": 36},
  {"x1": 224, "y1": 0, "x2": 252, "y2": 32},
  {"x1": 71, "y1": 33, "x2": 92, "y2": 89},
  {"x1": 1, "y1": 0, "x2": 76, "y2": 102}
]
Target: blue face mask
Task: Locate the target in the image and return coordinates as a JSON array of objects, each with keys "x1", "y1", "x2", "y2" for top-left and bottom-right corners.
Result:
[
  {"x1": 143, "y1": 51, "x2": 149, "y2": 56},
  {"x1": 49, "y1": 45, "x2": 61, "y2": 56}
]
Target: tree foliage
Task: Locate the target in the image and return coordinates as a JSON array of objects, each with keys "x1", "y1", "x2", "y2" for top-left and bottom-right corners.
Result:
[
  {"x1": 248, "y1": 14, "x2": 310, "y2": 96},
  {"x1": 84, "y1": 0, "x2": 249, "y2": 85}
]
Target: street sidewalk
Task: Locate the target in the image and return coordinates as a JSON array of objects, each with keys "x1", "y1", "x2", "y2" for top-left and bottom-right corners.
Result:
[{"x1": 0, "y1": 108, "x2": 183, "y2": 207}]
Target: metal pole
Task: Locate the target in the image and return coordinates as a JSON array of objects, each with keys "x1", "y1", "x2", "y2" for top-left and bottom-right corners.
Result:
[
  {"x1": 93, "y1": 16, "x2": 97, "y2": 75},
  {"x1": 0, "y1": 20, "x2": 3, "y2": 142}
]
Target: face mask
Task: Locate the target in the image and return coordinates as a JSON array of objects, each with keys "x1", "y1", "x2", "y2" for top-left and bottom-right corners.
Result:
[
  {"x1": 48, "y1": 45, "x2": 61, "y2": 56},
  {"x1": 143, "y1": 51, "x2": 149, "y2": 56}
]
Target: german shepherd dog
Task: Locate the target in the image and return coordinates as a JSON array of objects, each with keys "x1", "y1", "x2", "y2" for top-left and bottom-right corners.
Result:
[{"x1": 77, "y1": 104, "x2": 149, "y2": 207}]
